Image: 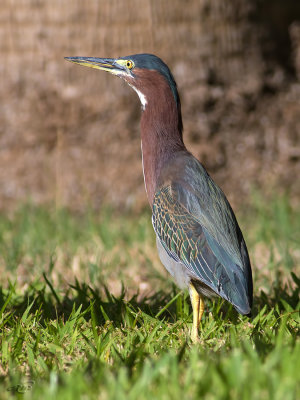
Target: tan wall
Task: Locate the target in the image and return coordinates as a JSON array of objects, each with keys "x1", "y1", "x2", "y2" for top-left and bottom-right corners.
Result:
[{"x1": 0, "y1": 0, "x2": 299, "y2": 211}]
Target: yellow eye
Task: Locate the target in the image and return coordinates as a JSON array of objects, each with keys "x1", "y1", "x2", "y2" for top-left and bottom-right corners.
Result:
[{"x1": 126, "y1": 60, "x2": 134, "y2": 69}]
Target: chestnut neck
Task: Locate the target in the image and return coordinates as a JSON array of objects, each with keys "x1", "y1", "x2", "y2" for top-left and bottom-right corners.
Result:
[{"x1": 133, "y1": 69, "x2": 186, "y2": 205}]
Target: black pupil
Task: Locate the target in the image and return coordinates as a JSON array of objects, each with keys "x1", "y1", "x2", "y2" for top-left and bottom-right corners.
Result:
[{"x1": 127, "y1": 62, "x2": 131, "y2": 67}]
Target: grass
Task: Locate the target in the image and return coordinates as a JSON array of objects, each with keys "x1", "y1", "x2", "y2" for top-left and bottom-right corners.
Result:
[{"x1": 0, "y1": 194, "x2": 299, "y2": 399}]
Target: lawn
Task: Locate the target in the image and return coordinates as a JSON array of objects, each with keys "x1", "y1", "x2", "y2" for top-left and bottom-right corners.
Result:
[{"x1": 0, "y1": 193, "x2": 299, "y2": 399}]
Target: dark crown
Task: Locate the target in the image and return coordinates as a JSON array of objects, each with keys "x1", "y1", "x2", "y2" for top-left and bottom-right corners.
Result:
[{"x1": 120, "y1": 53, "x2": 180, "y2": 105}]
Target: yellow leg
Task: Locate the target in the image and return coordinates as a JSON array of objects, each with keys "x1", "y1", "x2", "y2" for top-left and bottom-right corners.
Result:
[{"x1": 189, "y1": 283, "x2": 205, "y2": 343}]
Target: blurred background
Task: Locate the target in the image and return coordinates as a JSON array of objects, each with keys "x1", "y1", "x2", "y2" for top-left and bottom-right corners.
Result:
[{"x1": 1, "y1": 0, "x2": 300, "y2": 212}]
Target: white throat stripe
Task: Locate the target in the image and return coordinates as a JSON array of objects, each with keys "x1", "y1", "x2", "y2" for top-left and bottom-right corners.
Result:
[{"x1": 128, "y1": 84, "x2": 147, "y2": 110}]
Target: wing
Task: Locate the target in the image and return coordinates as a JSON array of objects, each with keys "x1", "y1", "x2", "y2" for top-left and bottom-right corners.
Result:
[{"x1": 152, "y1": 155, "x2": 252, "y2": 314}]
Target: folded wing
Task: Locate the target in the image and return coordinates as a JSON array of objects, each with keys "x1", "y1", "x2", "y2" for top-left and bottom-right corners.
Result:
[{"x1": 152, "y1": 155, "x2": 252, "y2": 314}]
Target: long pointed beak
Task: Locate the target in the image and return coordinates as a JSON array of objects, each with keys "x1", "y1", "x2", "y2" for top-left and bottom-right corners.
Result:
[{"x1": 64, "y1": 57, "x2": 126, "y2": 75}]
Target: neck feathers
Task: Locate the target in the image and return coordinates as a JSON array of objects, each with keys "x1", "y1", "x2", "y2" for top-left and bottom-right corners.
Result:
[{"x1": 133, "y1": 69, "x2": 185, "y2": 205}]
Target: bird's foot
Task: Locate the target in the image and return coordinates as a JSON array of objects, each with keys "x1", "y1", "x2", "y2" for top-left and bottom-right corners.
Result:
[
  {"x1": 189, "y1": 282, "x2": 205, "y2": 344},
  {"x1": 191, "y1": 328, "x2": 200, "y2": 344}
]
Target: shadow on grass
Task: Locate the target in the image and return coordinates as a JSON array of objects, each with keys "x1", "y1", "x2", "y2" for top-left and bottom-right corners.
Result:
[
  {"x1": 255, "y1": 271, "x2": 299, "y2": 310},
  {"x1": 0, "y1": 274, "x2": 185, "y2": 328},
  {"x1": 0, "y1": 270, "x2": 299, "y2": 334}
]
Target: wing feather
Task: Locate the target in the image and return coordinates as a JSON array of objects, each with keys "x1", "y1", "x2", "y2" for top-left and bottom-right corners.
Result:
[{"x1": 152, "y1": 169, "x2": 252, "y2": 314}]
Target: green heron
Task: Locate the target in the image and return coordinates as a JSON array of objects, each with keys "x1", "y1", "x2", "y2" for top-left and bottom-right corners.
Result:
[{"x1": 65, "y1": 54, "x2": 253, "y2": 342}]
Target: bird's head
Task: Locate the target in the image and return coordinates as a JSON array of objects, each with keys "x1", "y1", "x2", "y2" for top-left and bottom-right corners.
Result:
[{"x1": 65, "y1": 54, "x2": 180, "y2": 111}]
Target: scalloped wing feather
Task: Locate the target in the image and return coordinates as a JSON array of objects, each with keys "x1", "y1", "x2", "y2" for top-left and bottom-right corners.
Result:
[{"x1": 152, "y1": 156, "x2": 252, "y2": 314}]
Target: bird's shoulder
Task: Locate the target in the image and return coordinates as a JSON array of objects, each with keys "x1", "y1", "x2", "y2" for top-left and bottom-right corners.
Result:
[{"x1": 155, "y1": 151, "x2": 246, "y2": 270}]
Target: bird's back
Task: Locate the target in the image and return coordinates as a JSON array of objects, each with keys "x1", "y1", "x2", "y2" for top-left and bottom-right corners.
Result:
[{"x1": 152, "y1": 150, "x2": 253, "y2": 314}]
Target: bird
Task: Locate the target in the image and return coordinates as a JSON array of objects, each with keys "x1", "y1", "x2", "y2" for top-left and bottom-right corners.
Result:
[{"x1": 65, "y1": 54, "x2": 253, "y2": 342}]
